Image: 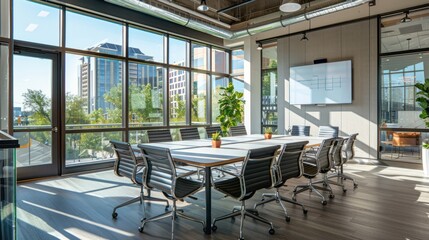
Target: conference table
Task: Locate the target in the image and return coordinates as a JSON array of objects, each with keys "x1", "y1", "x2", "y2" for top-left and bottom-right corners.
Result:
[{"x1": 137, "y1": 134, "x2": 326, "y2": 234}]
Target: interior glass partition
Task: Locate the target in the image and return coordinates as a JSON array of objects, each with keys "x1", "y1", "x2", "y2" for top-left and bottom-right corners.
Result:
[
  {"x1": 261, "y1": 43, "x2": 278, "y2": 133},
  {"x1": 0, "y1": 44, "x2": 8, "y2": 131},
  {"x1": 379, "y1": 8, "x2": 429, "y2": 162}
]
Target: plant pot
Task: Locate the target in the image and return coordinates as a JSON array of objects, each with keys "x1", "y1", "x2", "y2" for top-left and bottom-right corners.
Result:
[
  {"x1": 264, "y1": 133, "x2": 272, "y2": 139},
  {"x1": 212, "y1": 140, "x2": 221, "y2": 148},
  {"x1": 422, "y1": 147, "x2": 429, "y2": 177}
]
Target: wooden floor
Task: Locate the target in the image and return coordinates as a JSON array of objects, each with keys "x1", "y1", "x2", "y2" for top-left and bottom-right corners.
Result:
[{"x1": 17, "y1": 161, "x2": 429, "y2": 240}]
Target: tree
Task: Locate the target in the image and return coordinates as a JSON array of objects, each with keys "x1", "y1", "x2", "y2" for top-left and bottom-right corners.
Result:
[
  {"x1": 66, "y1": 93, "x2": 89, "y2": 125},
  {"x1": 23, "y1": 89, "x2": 51, "y2": 125},
  {"x1": 217, "y1": 82, "x2": 245, "y2": 136}
]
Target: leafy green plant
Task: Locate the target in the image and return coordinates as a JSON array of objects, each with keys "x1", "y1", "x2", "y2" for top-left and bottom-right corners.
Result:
[
  {"x1": 217, "y1": 83, "x2": 245, "y2": 136},
  {"x1": 264, "y1": 127, "x2": 273, "y2": 134},
  {"x1": 415, "y1": 79, "x2": 429, "y2": 149},
  {"x1": 212, "y1": 131, "x2": 221, "y2": 141}
]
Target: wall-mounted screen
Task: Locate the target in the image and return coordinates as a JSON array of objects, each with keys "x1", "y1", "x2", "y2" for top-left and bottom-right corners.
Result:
[{"x1": 290, "y1": 60, "x2": 352, "y2": 105}]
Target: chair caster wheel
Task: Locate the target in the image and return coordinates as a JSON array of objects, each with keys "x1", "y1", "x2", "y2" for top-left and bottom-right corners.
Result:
[
  {"x1": 140, "y1": 217, "x2": 146, "y2": 222},
  {"x1": 354, "y1": 184, "x2": 358, "y2": 188},
  {"x1": 261, "y1": 198, "x2": 265, "y2": 202},
  {"x1": 285, "y1": 216, "x2": 291, "y2": 222},
  {"x1": 292, "y1": 196, "x2": 296, "y2": 201},
  {"x1": 269, "y1": 228, "x2": 275, "y2": 235},
  {"x1": 329, "y1": 194, "x2": 335, "y2": 199},
  {"x1": 322, "y1": 200, "x2": 327, "y2": 205},
  {"x1": 323, "y1": 183, "x2": 327, "y2": 187},
  {"x1": 165, "y1": 206, "x2": 169, "y2": 211},
  {"x1": 212, "y1": 225, "x2": 217, "y2": 231},
  {"x1": 239, "y1": 238, "x2": 244, "y2": 240},
  {"x1": 112, "y1": 212, "x2": 118, "y2": 219},
  {"x1": 343, "y1": 188, "x2": 347, "y2": 193},
  {"x1": 138, "y1": 227, "x2": 144, "y2": 233},
  {"x1": 303, "y1": 209, "x2": 308, "y2": 214}
]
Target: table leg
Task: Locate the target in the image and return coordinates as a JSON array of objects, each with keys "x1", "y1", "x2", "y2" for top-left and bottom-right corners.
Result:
[{"x1": 204, "y1": 166, "x2": 211, "y2": 234}]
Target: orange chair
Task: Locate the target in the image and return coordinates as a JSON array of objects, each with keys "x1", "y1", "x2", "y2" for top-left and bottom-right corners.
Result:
[{"x1": 392, "y1": 132, "x2": 420, "y2": 158}]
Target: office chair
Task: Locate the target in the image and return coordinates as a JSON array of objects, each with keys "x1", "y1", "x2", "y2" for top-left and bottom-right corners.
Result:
[
  {"x1": 313, "y1": 138, "x2": 347, "y2": 192},
  {"x1": 147, "y1": 129, "x2": 173, "y2": 143},
  {"x1": 211, "y1": 145, "x2": 281, "y2": 240},
  {"x1": 254, "y1": 141, "x2": 309, "y2": 222},
  {"x1": 110, "y1": 140, "x2": 169, "y2": 219},
  {"x1": 292, "y1": 138, "x2": 335, "y2": 205},
  {"x1": 291, "y1": 125, "x2": 310, "y2": 136},
  {"x1": 137, "y1": 144, "x2": 205, "y2": 239},
  {"x1": 318, "y1": 126, "x2": 339, "y2": 138},
  {"x1": 205, "y1": 126, "x2": 222, "y2": 138},
  {"x1": 327, "y1": 133, "x2": 359, "y2": 189},
  {"x1": 179, "y1": 127, "x2": 201, "y2": 140},
  {"x1": 230, "y1": 125, "x2": 248, "y2": 136}
]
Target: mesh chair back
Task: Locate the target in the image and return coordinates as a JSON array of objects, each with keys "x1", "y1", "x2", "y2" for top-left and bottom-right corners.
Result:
[
  {"x1": 291, "y1": 125, "x2": 310, "y2": 136},
  {"x1": 205, "y1": 126, "x2": 221, "y2": 138},
  {"x1": 147, "y1": 129, "x2": 172, "y2": 143},
  {"x1": 180, "y1": 128, "x2": 201, "y2": 140},
  {"x1": 342, "y1": 133, "x2": 358, "y2": 164},
  {"x1": 230, "y1": 125, "x2": 247, "y2": 136},
  {"x1": 275, "y1": 141, "x2": 308, "y2": 187},
  {"x1": 318, "y1": 126, "x2": 339, "y2": 138},
  {"x1": 241, "y1": 145, "x2": 280, "y2": 196},
  {"x1": 331, "y1": 138, "x2": 347, "y2": 167},
  {"x1": 110, "y1": 140, "x2": 138, "y2": 181},
  {"x1": 315, "y1": 138, "x2": 335, "y2": 173},
  {"x1": 138, "y1": 144, "x2": 176, "y2": 194}
]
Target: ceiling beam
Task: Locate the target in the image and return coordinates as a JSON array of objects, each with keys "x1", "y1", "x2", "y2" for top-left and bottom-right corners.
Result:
[{"x1": 217, "y1": 0, "x2": 256, "y2": 13}]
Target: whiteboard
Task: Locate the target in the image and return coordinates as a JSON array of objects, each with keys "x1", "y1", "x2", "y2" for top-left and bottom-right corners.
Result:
[{"x1": 290, "y1": 60, "x2": 352, "y2": 105}]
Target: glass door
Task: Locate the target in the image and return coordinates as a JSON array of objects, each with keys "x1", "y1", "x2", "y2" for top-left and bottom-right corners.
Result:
[{"x1": 13, "y1": 49, "x2": 60, "y2": 180}]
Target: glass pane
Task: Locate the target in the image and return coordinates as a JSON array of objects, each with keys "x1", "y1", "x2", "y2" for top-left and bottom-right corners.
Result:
[
  {"x1": 1, "y1": 0, "x2": 10, "y2": 37},
  {"x1": 212, "y1": 75, "x2": 229, "y2": 124},
  {"x1": 129, "y1": 130, "x2": 148, "y2": 145},
  {"x1": 129, "y1": 26, "x2": 165, "y2": 63},
  {"x1": 129, "y1": 63, "x2": 164, "y2": 127},
  {"x1": 65, "y1": 131, "x2": 121, "y2": 166},
  {"x1": 262, "y1": 69, "x2": 278, "y2": 127},
  {"x1": 191, "y1": 43, "x2": 209, "y2": 70},
  {"x1": 232, "y1": 49, "x2": 244, "y2": 75},
  {"x1": 169, "y1": 68, "x2": 187, "y2": 125},
  {"x1": 13, "y1": 0, "x2": 60, "y2": 46},
  {"x1": 65, "y1": 53, "x2": 123, "y2": 129},
  {"x1": 232, "y1": 77, "x2": 244, "y2": 124},
  {"x1": 15, "y1": 131, "x2": 52, "y2": 166},
  {"x1": 169, "y1": 37, "x2": 188, "y2": 67},
  {"x1": 212, "y1": 48, "x2": 229, "y2": 74},
  {"x1": 192, "y1": 72, "x2": 207, "y2": 124},
  {"x1": 66, "y1": 10, "x2": 123, "y2": 56},
  {"x1": 13, "y1": 55, "x2": 52, "y2": 128},
  {"x1": 262, "y1": 45, "x2": 277, "y2": 69},
  {"x1": 0, "y1": 45, "x2": 8, "y2": 130}
]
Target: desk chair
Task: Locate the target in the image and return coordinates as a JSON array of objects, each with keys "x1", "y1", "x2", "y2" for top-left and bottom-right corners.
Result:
[
  {"x1": 179, "y1": 127, "x2": 201, "y2": 140},
  {"x1": 318, "y1": 126, "x2": 339, "y2": 138},
  {"x1": 327, "y1": 133, "x2": 359, "y2": 188},
  {"x1": 292, "y1": 138, "x2": 335, "y2": 205},
  {"x1": 230, "y1": 125, "x2": 247, "y2": 136},
  {"x1": 147, "y1": 129, "x2": 172, "y2": 143},
  {"x1": 110, "y1": 140, "x2": 169, "y2": 219},
  {"x1": 254, "y1": 141, "x2": 309, "y2": 222},
  {"x1": 211, "y1": 145, "x2": 281, "y2": 240},
  {"x1": 137, "y1": 144, "x2": 205, "y2": 239},
  {"x1": 205, "y1": 126, "x2": 222, "y2": 138},
  {"x1": 291, "y1": 125, "x2": 310, "y2": 136}
]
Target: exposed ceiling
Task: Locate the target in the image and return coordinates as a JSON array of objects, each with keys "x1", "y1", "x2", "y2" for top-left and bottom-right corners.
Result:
[{"x1": 381, "y1": 9, "x2": 429, "y2": 53}]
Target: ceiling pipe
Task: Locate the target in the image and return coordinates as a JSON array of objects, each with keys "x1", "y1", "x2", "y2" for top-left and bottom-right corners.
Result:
[{"x1": 105, "y1": 0, "x2": 372, "y2": 40}]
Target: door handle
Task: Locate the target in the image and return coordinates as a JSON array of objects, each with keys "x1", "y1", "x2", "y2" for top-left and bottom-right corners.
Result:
[{"x1": 52, "y1": 127, "x2": 58, "y2": 133}]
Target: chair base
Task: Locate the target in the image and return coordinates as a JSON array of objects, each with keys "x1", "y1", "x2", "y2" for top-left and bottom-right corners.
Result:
[
  {"x1": 139, "y1": 200, "x2": 205, "y2": 240},
  {"x1": 326, "y1": 166, "x2": 358, "y2": 189},
  {"x1": 212, "y1": 202, "x2": 275, "y2": 240},
  {"x1": 254, "y1": 189, "x2": 307, "y2": 221},
  {"x1": 112, "y1": 188, "x2": 169, "y2": 219},
  {"x1": 292, "y1": 178, "x2": 334, "y2": 205}
]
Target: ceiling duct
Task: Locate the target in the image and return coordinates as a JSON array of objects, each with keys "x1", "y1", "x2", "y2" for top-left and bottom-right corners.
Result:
[{"x1": 105, "y1": 0, "x2": 372, "y2": 40}]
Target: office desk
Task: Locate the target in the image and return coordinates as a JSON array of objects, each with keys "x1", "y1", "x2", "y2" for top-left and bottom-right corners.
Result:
[{"x1": 138, "y1": 134, "x2": 324, "y2": 234}]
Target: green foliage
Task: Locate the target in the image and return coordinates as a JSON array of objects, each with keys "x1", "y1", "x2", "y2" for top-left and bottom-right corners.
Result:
[
  {"x1": 66, "y1": 93, "x2": 89, "y2": 125},
  {"x1": 264, "y1": 127, "x2": 273, "y2": 134},
  {"x1": 216, "y1": 82, "x2": 245, "y2": 136},
  {"x1": 212, "y1": 131, "x2": 221, "y2": 141},
  {"x1": 23, "y1": 89, "x2": 51, "y2": 125},
  {"x1": 415, "y1": 79, "x2": 429, "y2": 149}
]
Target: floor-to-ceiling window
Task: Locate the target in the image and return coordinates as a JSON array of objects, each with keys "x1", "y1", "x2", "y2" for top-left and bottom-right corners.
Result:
[
  {"x1": 261, "y1": 43, "x2": 278, "y2": 133},
  {"x1": 379, "y1": 8, "x2": 429, "y2": 162},
  {"x1": 9, "y1": 0, "x2": 232, "y2": 177}
]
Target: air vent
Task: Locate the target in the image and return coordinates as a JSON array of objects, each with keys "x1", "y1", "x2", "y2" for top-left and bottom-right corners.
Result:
[{"x1": 399, "y1": 24, "x2": 423, "y2": 35}]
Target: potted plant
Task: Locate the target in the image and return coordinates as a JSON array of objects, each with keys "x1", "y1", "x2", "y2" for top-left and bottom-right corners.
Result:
[
  {"x1": 217, "y1": 82, "x2": 245, "y2": 136},
  {"x1": 415, "y1": 78, "x2": 429, "y2": 176},
  {"x1": 264, "y1": 127, "x2": 273, "y2": 139},
  {"x1": 212, "y1": 131, "x2": 221, "y2": 148}
]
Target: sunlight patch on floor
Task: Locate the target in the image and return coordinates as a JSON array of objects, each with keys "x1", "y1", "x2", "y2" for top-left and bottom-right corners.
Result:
[
  {"x1": 19, "y1": 185, "x2": 57, "y2": 195},
  {"x1": 17, "y1": 207, "x2": 68, "y2": 239},
  {"x1": 65, "y1": 227, "x2": 122, "y2": 240}
]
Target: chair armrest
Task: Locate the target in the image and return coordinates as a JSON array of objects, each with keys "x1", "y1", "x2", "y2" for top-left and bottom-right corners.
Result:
[
  {"x1": 212, "y1": 167, "x2": 239, "y2": 178},
  {"x1": 132, "y1": 162, "x2": 146, "y2": 184},
  {"x1": 177, "y1": 170, "x2": 199, "y2": 179}
]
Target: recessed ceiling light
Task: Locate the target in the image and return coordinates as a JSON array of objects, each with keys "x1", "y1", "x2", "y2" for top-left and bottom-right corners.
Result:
[
  {"x1": 25, "y1": 23, "x2": 38, "y2": 32},
  {"x1": 37, "y1": 10, "x2": 50, "y2": 17},
  {"x1": 279, "y1": 0, "x2": 301, "y2": 13}
]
